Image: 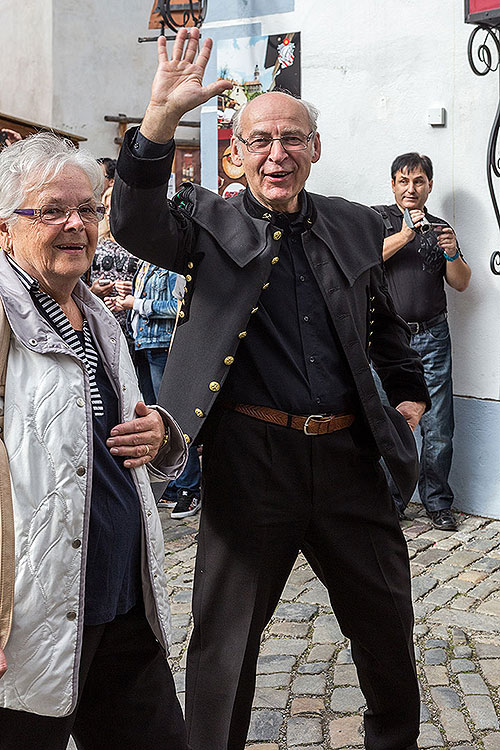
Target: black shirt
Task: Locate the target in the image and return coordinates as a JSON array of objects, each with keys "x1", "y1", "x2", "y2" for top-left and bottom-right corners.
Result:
[
  {"x1": 75, "y1": 330, "x2": 143, "y2": 626},
  {"x1": 378, "y1": 203, "x2": 452, "y2": 323},
  {"x1": 222, "y1": 189, "x2": 357, "y2": 415}
]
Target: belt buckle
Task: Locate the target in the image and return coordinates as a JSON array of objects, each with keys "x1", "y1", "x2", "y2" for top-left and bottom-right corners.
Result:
[
  {"x1": 408, "y1": 322, "x2": 420, "y2": 335},
  {"x1": 303, "y1": 414, "x2": 329, "y2": 436}
]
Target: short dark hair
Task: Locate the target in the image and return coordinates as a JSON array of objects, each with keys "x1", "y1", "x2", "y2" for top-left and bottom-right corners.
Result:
[
  {"x1": 391, "y1": 152, "x2": 433, "y2": 181},
  {"x1": 97, "y1": 157, "x2": 116, "y2": 180}
]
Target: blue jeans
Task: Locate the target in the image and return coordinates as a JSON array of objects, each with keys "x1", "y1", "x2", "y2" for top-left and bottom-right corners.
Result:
[
  {"x1": 375, "y1": 318, "x2": 454, "y2": 513},
  {"x1": 138, "y1": 348, "x2": 201, "y2": 499}
]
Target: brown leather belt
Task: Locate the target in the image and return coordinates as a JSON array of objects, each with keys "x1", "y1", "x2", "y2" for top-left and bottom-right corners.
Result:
[{"x1": 227, "y1": 403, "x2": 355, "y2": 436}]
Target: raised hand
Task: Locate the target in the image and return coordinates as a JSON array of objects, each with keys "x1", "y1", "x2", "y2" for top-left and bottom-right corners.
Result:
[{"x1": 141, "y1": 27, "x2": 232, "y2": 143}]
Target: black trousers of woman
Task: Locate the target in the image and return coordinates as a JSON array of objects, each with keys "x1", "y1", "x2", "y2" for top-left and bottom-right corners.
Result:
[
  {"x1": 185, "y1": 409, "x2": 420, "y2": 750},
  {"x1": 0, "y1": 605, "x2": 187, "y2": 750}
]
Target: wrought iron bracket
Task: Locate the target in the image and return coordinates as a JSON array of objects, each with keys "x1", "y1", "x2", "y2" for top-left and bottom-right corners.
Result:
[
  {"x1": 139, "y1": 1, "x2": 207, "y2": 43},
  {"x1": 468, "y1": 23, "x2": 500, "y2": 273}
]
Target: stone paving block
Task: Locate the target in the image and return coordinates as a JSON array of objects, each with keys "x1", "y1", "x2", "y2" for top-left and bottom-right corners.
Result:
[
  {"x1": 252, "y1": 688, "x2": 289, "y2": 710},
  {"x1": 446, "y1": 550, "x2": 484, "y2": 567},
  {"x1": 269, "y1": 622, "x2": 310, "y2": 638},
  {"x1": 478, "y1": 598, "x2": 500, "y2": 617},
  {"x1": 451, "y1": 627, "x2": 468, "y2": 642},
  {"x1": 454, "y1": 645, "x2": 472, "y2": 658},
  {"x1": 469, "y1": 580, "x2": 500, "y2": 599},
  {"x1": 288, "y1": 565, "x2": 317, "y2": 586},
  {"x1": 457, "y1": 672, "x2": 489, "y2": 694},
  {"x1": 417, "y1": 722, "x2": 444, "y2": 747},
  {"x1": 450, "y1": 658, "x2": 476, "y2": 672},
  {"x1": 260, "y1": 638, "x2": 309, "y2": 657},
  {"x1": 329, "y1": 715, "x2": 364, "y2": 748},
  {"x1": 247, "y1": 710, "x2": 283, "y2": 743},
  {"x1": 463, "y1": 695, "x2": 500, "y2": 730},
  {"x1": 476, "y1": 643, "x2": 500, "y2": 658},
  {"x1": 273, "y1": 602, "x2": 318, "y2": 622},
  {"x1": 337, "y1": 647, "x2": 353, "y2": 663},
  {"x1": 430, "y1": 563, "x2": 461, "y2": 582},
  {"x1": 450, "y1": 596, "x2": 477, "y2": 611},
  {"x1": 290, "y1": 697, "x2": 324, "y2": 715},
  {"x1": 255, "y1": 673, "x2": 292, "y2": 688},
  {"x1": 453, "y1": 579, "x2": 476, "y2": 593},
  {"x1": 423, "y1": 587, "x2": 458, "y2": 607},
  {"x1": 297, "y1": 582, "x2": 331, "y2": 607},
  {"x1": 297, "y1": 662, "x2": 328, "y2": 674},
  {"x1": 173, "y1": 671, "x2": 185, "y2": 692},
  {"x1": 287, "y1": 716, "x2": 322, "y2": 746},
  {"x1": 424, "y1": 648, "x2": 447, "y2": 665},
  {"x1": 414, "y1": 548, "x2": 451, "y2": 566},
  {"x1": 246, "y1": 745, "x2": 278, "y2": 750},
  {"x1": 420, "y1": 703, "x2": 430, "y2": 722},
  {"x1": 472, "y1": 557, "x2": 500, "y2": 573},
  {"x1": 292, "y1": 674, "x2": 326, "y2": 695},
  {"x1": 458, "y1": 569, "x2": 488, "y2": 584},
  {"x1": 441, "y1": 708, "x2": 472, "y2": 743},
  {"x1": 425, "y1": 639, "x2": 448, "y2": 649},
  {"x1": 480, "y1": 659, "x2": 500, "y2": 686},
  {"x1": 424, "y1": 666, "x2": 449, "y2": 685},
  {"x1": 415, "y1": 624, "x2": 430, "y2": 636},
  {"x1": 331, "y1": 686, "x2": 365, "y2": 712},
  {"x1": 307, "y1": 644, "x2": 335, "y2": 662},
  {"x1": 414, "y1": 602, "x2": 436, "y2": 618},
  {"x1": 257, "y1": 654, "x2": 297, "y2": 674},
  {"x1": 430, "y1": 686, "x2": 461, "y2": 709},
  {"x1": 483, "y1": 732, "x2": 500, "y2": 750},
  {"x1": 412, "y1": 575, "x2": 438, "y2": 599},
  {"x1": 429, "y1": 609, "x2": 500, "y2": 633},
  {"x1": 312, "y1": 614, "x2": 344, "y2": 643},
  {"x1": 334, "y1": 664, "x2": 359, "y2": 686}
]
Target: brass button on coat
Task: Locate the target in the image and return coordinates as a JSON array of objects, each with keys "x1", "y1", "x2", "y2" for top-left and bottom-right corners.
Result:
[
  {"x1": 186, "y1": 274, "x2": 192, "y2": 282},
  {"x1": 179, "y1": 311, "x2": 185, "y2": 318},
  {"x1": 195, "y1": 408, "x2": 205, "y2": 417},
  {"x1": 262, "y1": 282, "x2": 270, "y2": 290},
  {"x1": 224, "y1": 356, "x2": 234, "y2": 366},
  {"x1": 271, "y1": 256, "x2": 279, "y2": 265},
  {"x1": 273, "y1": 230, "x2": 282, "y2": 240},
  {"x1": 187, "y1": 261, "x2": 194, "y2": 269},
  {"x1": 76, "y1": 466, "x2": 86, "y2": 477},
  {"x1": 251, "y1": 307, "x2": 259, "y2": 314},
  {"x1": 209, "y1": 381, "x2": 220, "y2": 392},
  {"x1": 184, "y1": 433, "x2": 192, "y2": 443},
  {"x1": 72, "y1": 539, "x2": 82, "y2": 549},
  {"x1": 238, "y1": 331, "x2": 247, "y2": 339}
]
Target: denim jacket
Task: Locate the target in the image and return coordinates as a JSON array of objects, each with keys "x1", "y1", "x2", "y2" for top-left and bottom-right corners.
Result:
[{"x1": 129, "y1": 263, "x2": 179, "y2": 350}]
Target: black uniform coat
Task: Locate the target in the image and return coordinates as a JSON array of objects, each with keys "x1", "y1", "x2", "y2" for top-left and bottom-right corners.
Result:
[{"x1": 111, "y1": 131, "x2": 429, "y2": 502}]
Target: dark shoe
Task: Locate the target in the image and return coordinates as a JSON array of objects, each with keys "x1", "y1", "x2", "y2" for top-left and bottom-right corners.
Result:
[
  {"x1": 171, "y1": 490, "x2": 201, "y2": 519},
  {"x1": 397, "y1": 508, "x2": 408, "y2": 522},
  {"x1": 427, "y1": 509, "x2": 457, "y2": 531}
]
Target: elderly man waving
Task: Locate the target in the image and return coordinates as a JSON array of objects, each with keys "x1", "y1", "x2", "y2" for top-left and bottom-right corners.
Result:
[{"x1": 111, "y1": 28, "x2": 429, "y2": 750}]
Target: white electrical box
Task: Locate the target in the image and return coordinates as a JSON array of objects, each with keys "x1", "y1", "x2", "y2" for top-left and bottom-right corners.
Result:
[{"x1": 428, "y1": 108, "x2": 446, "y2": 127}]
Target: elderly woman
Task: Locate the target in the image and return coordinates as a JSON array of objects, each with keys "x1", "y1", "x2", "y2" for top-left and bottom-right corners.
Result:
[{"x1": 0, "y1": 134, "x2": 188, "y2": 750}]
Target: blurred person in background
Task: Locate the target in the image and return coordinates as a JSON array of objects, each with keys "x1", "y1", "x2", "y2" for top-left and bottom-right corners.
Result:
[{"x1": 115, "y1": 262, "x2": 202, "y2": 518}]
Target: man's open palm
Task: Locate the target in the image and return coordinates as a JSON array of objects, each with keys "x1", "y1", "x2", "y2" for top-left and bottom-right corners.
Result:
[{"x1": 144, "y1": 28, "x2": 231, "y2": 141}]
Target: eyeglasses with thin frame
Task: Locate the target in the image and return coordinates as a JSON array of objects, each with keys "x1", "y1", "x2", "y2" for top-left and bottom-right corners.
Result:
[
  {"x1": 13, "y1": 203, "x2": 106, "y2": 225},
  {"x1": 237, "y1": 131, "x2": 314, "y2": 154}
]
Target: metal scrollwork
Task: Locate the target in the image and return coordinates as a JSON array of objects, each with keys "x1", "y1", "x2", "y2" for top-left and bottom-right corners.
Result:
[
  {"x1": 468, "y1": 23, "x2": 500, "y2": 274},
  {"x1": 155, "y1": 1, "x2": 208, "y2": 33}
]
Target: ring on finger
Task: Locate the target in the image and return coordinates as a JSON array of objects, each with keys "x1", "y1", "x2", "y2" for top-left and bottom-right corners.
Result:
[{"x1": 144, "y1": 444, "x2": 150, "y2": 456}]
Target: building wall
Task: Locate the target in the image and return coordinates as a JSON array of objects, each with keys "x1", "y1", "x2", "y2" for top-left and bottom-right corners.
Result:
[{"x1": 0, "y1": 0, "x2": 498, "y2": 515}]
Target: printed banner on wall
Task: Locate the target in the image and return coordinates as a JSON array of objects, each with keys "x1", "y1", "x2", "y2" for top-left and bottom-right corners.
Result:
[
  {"x1": 465, "y1": 0, "x2": 500, "y2": 22},
  {"x1": 217, "y1": 32, "x2": 301, "y2": 198}
]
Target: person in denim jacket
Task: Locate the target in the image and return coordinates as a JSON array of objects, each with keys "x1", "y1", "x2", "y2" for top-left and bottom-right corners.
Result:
[{"x1": 115, "y1": 262, "x2": 201, "y2": 517}]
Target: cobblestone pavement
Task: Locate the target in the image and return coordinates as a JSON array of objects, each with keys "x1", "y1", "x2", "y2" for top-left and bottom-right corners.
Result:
[{"x1": 159, "y1": 504, "x2": 500, "y2": 750}]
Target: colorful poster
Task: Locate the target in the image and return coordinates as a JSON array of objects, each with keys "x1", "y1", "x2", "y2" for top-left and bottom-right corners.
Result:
[{"x1": 216, "y1": 32, "x2": 301, "y2": 197}]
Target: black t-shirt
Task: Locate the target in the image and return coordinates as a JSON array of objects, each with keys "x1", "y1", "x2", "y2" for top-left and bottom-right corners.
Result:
[{"x1": 375, "y1": 203, "x2": 453, "y2": 323}]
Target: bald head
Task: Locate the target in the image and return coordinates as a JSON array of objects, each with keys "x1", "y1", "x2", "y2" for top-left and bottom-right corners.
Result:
[{"x1": 232, "y1": 92, "x2": 319, "y2": 139}]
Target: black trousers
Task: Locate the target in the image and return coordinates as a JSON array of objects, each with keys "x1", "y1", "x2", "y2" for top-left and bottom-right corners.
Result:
[
  {"x1": 185, "y1": 410, "x2": 420, "y2": 750},
  {"x1": 0, "y1": 605, "x2": 187, "y2": 750}
]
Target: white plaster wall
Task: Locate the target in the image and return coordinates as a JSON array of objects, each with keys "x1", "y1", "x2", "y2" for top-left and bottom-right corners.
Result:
[
  {"x1": 0, "y1": 0, "x2": 53, "y2": 125},
  {"x1": 206, "y1": 0, "x2": 500, "y2": 404}
]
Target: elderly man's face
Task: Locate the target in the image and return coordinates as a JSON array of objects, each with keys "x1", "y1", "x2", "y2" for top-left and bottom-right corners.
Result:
[
  {"x1": 4, "y1": 166, "x2": 98, "y2": 292},
  {"x1": 231, "y1": 93, "x2": 321, "y2": 214}
]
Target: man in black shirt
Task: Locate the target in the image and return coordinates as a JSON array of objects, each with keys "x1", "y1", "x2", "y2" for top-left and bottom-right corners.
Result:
[
  {"x1": 111, "y1": 29, "x2": 430, "y2": 750},
  {"x1": 374, "y1": 153, "x2": 471, "y2": 530}
]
